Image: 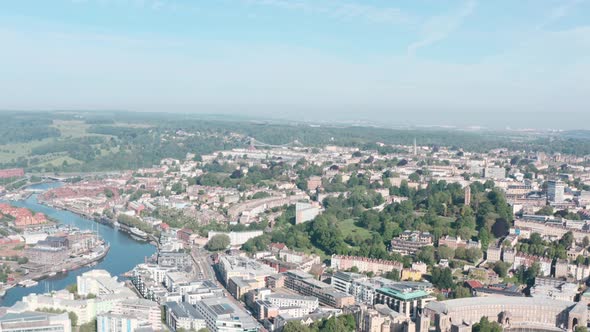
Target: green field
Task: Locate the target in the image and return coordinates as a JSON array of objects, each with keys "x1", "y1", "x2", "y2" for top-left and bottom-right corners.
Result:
[
  {"x1": 37, "y1": 156, "x2": 82, "y2": 167},
  {"x1": 0, "y1": 119, "x2": 114, "y2": 167},
  {"x1": 0, "y1": 137, "x2": 56, "y2": 163},
  {"x1": 339, "y1": 218, "x2": 373, "y2": 240},
  {"x1": 52, "y1": 120, "x2": 93, "y2": 138}
]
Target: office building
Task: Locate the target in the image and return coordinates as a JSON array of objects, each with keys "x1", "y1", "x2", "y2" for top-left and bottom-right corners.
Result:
[
  {"x1": 216, "y1": 255, "x2": 277, "y2": 286},
  {"x1": 331, "y1": 271, "x2": 433, "y2": 306},
  {"x1": 194, "y1": 297, "x2": 259, "y2": 332},
  {"x1": 165, "y1": 302, "x2": 207, "y2": 332},
  {"x1": 375, "y1": 286, "x2": 434, "y2": 319},
  {"x1": 295, "y1": 202, "x2": 320, "y2": 224},
  {"x1": 331, "y1": 255, "x2": 402, "y2": 276},
  {"x1": 158, "y1": 251, "x2": 192, "y2": 269},
  {"x1": 111, "y1": 298, "x2": 162, "y2": 331},
  {"x1": 484, "y1": 167, "x2": 506, "y2": 180},
  {"x1": 0, "y1": 311, "x2": 71, "y2": 332},
  {"x1": 97, "y1": 313, "x2": 152, "y2": 332},
  {"x1": 283, "y1": 270, "x2": 355, "y2": 308},
  {"x1": 390, "y1": 231, "x2": 434, "y2": 255},
  {"x1": 208, "y1": 231, "x2": 264, "y2": 247},
  {"x1": 547, "y1": 180, "x2": 565, "y2": 203},
  {"x1": 423, "y1": 297, "x2": 587, "y2": 332}
]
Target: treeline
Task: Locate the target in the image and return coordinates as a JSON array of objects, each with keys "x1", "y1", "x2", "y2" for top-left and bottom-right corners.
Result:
[
  {"x1": 0, "y1": 113, "x2": 60, "y2": 144},
  {"x1": 153, "y1": 119, "x2": 590, "y2": 156},
  {"x1": 31, "y1": 137, "x2": 105, "y2": 162},
  {"x1": 3, "y1": 111, "x2": 590, "y2": 173},
  {"x1": 282, "y1": 314, "x2": 356, "y2": 332}
]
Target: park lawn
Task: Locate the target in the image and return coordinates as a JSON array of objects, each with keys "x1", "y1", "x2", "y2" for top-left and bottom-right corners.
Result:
[
  {"x1": 113, "y1": 122, "x2": 153, "y2": 128},
  {"x1": 438, "y1": 216, "x2": 456, "y2": 228},
  {"x1": 99, "y1": 146, "x2": 120, "y2": 156},
  {"x1": 37, "y1": 156, "x2": 82, "y2": 167},
  {"x1": 0, "y1": 120, "x2": 112, "y2": 163},
  {"x1": 0, "y1": 137, "x2": 58, "y2": 163},
  {"x1": 339, "y1": 218, "x2": 373, "y2": 241},
  {"x1": 52, "y1": 120, "x2": 111, "y2": 138}
]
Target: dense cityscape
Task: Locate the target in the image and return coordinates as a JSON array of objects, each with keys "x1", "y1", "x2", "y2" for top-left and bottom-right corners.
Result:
[{"x1": 0, "y1": 113, "x2": 589, "y2": 332}]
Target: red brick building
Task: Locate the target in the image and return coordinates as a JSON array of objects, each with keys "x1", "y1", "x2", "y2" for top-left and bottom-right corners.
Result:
[
  {"x1": 177, "y1": 228, "x2": 193, "y2": 243},
  {"x1": 0, "y1": 203, "x2": 47, "y2": 228},
  {"x1": 0, "y1": 168, "x2": 24, "y2": 179}
]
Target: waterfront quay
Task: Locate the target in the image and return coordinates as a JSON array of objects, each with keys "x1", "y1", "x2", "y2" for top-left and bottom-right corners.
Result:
[{"x1": 0, "y1": 182, "x2": 155, "y2": 306}]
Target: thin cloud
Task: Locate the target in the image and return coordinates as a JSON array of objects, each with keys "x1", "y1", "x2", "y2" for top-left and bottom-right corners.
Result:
[
  {"x1": 536, "y1": 0, "x2": 584, "y2": 30},
  {"x1": 70, "y1": 0, "x2": 171, "y2": 11},
  {"x1": 242, "y1": 0, "x2": 411, "y2": 25},
  {"x1": 407, "y1": 0, "x2": 476, "y2": 57}
]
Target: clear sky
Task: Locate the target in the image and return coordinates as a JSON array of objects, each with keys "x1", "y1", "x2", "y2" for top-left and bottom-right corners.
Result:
[{"x1": 1, "y1": 0, "x2": 589, "y2": 128}]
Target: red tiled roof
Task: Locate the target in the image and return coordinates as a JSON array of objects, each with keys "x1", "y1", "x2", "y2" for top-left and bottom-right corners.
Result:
[{"x1": 465, "y1": 280, "x2": 483, "y2": 289}]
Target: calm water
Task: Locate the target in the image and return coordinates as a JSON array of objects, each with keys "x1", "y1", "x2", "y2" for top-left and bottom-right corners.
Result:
[{"x1": 0, "y1": 182, "x2": 156, "y2": 306}]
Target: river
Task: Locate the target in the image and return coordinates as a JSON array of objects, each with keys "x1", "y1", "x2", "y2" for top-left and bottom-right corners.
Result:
[{"x1": 0, "y1": 182, "x2": 156, "y2": 306}]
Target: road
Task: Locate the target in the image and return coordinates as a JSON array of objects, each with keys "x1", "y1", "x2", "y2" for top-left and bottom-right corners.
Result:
[
  {"x1": 190, "y1": 247, "x2": 216, "y2": 281},
  {"x1": 190, "y1": 247, "x2": 258, "y2": 322}
]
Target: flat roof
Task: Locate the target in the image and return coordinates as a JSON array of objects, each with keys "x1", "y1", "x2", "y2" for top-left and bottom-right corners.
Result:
[
  {"x1": 377, "y1": 287, "x2": 429, "y2": 301},
  {"x1": 426, "y1": 297, "x2": 577, "y2": 315}
]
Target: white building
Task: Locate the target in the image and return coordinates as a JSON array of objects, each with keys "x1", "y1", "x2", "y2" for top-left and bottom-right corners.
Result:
[
  {"x1": 165, "y1": 301, "x2": 207, "y2": 332},
  {"x1": 295, "y1": 202, "x2": 320, "y2": 224},
  {"x1": 194, "y1": 297, "x2": 259, "y2": 332},
  {"x1": 547, "y1": 180, "x2": 565, "y2": 203},
  {"x1": 110, "y1": 298, "x2": 162, "y2": 331},
  {"x1": 0, "y1": 311, "x2": 71, "y2": 332},
  {"x1": 484, "y1": 166, "x2": 506, "y2": 180},
  {"x1": 265, "y1": 294, "x2": 318, "y2": 313},
  {"x1": 217, "y1": 255, "x2": 277, "y2": 285},
  {"x1": 531, "y1": 279, "x2": 579, "y2": 302},
  {"x1": 77, "y1": 270, "x2": 127, "y2": 297},
  {"x1": 208, "y1": 231, "x2": 263, "y2": 247},
  {"x1": 97, "y1": 313, "x2": 151, "y2": 332}
]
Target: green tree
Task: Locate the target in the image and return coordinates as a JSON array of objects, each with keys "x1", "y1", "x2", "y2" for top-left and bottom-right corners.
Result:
[
  {"x1": 478, "y1": 229, "x2": 490, "y2": 250},
  {"x1": 409, "y1": 172, "x2": 420, "y2": 182},
  {"x1": 78, "y1": 319, "x2": 97, "y2": 332},
  {"x1": 283, "y1": 321, "x2": 311, "y2": 332},
  {"x1": 171, "y1": 182, "x2": 185, "y2": 193},
  {"x1": 104, "y1": 188, "x2": 114, "y2": 198},
  {"x1": 491, "y1": 218, "x2": 510, "y2": 237},
  {"x1": 492, "y1": 261, "x2": 509, "y2": 278},
  {"x1": 417, "y1": 246, "x2": 436, "y2": 265},
  {"x1": 206, "y1": 234, "x2": 231, "y2": 251},
  {"x1": 66, "y1": 283, "x2": 78, "y2": 295},
  {"x1": 384, "y1": 270, "x2": 400, "y2": 281},
  {"x1": 536, "y1": 205, "x2": 554, "y2": 216},
  {"x1": 453, "y1": 286, "x2": 471, "y2": 299},
  {"x1": 68, "y1": 312, "x2": 78, "y2": 327},
  {"x1": 431, "y1": 267, "x2": 454, "y2": 289},
  {"x1": 472, "y1": 316, "x2": 502, "y2": 332},
  {"x1": 251, "y1": 191, "x2": 271, "y2": 199}
]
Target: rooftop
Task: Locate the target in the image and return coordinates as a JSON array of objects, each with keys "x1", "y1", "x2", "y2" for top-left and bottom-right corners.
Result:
[
  {"x1": 197, "y1": 297, "x2": 259, "y2": 329},
  {"x1": 377, "y1": 287, "x2": 430, "y2": 301},
  {"x1": 426, "y1": 297, "x2": 579, "y2": 315},
  {"x1": 166, "y1": 301, "x2": 203, "y2": 320}
]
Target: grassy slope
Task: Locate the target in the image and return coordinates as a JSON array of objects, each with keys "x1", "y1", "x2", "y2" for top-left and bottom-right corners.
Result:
[{"x1": 0, "y1": 120, "x2": 112, "y2": 167}]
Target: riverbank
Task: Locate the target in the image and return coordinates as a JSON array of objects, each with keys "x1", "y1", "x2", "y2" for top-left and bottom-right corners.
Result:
[
  {"x1": 35, "y1": 195, "x2": 160, "y2": 246},
  {"x1": 0, "y1": 183, "x2": 156, "y2": 306},
  {"x1": 0, "y1": 235, "x2": 111, "y2": 296},
  {"x1": 22, "y1": 243, "x2": 110, "y2": 283}
]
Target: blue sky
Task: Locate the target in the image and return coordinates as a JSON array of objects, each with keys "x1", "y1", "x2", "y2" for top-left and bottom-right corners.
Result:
[{"x1": 1, "y1": 0, "x2": 589, "y2": 127}]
